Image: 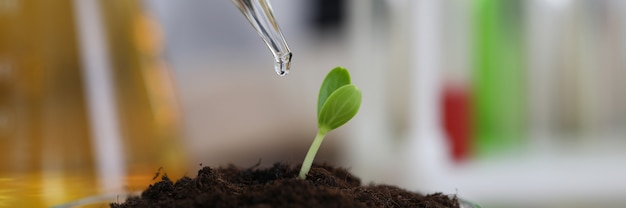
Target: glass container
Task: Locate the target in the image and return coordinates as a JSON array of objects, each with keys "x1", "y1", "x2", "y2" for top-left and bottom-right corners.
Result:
[{"x1": 0, "y1": 0, "x2": 188, "y2": 207}]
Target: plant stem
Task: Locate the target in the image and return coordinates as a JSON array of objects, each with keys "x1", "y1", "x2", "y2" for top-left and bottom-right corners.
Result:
[{"x1": 299, "y1": 129, "x2": 327, "y2": 179}]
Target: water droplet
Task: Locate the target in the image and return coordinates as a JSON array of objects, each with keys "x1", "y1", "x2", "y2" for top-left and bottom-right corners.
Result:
[{"x1": 274, "y1": 52, "x2": 292, "y2": 76}]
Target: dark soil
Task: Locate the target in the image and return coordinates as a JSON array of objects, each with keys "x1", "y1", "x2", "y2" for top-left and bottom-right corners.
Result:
[{"x1": 111, "y1": 163, "x2": 460, "y2": 208}]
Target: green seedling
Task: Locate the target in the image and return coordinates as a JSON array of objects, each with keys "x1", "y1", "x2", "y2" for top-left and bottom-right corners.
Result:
[{"x1": 299, "y1": 66, "x2": 362, "y2": 180}]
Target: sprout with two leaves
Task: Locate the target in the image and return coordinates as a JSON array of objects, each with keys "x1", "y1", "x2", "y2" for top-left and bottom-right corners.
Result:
[{"x1": 299, "y1": 67, "x2": 362, "y2": 180}]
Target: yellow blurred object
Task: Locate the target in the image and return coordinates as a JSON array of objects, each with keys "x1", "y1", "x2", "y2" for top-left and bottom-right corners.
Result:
[{"x1": 0, "y1": 0, "x2": 188, "y2": 207}]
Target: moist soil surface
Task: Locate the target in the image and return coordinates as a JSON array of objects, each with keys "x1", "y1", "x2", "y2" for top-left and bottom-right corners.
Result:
[{"x1": 111, "y1": 163, "x2": 460, "y2": 208}]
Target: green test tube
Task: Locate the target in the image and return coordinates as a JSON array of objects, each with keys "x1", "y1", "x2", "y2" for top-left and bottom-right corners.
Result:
[{"x1": 472, "y1": 0, "x2": 525, "y2": 157}]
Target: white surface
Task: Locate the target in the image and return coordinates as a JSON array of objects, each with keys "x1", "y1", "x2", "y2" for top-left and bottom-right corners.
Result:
[{"x1": 444, "y1": 150, "x2": 626, "y2": 207}]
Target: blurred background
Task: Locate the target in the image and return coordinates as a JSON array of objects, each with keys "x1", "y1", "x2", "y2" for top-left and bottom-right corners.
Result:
[
  {"x1": 1, "y1": 0, "x2": 626, "y2": 207},
  {"x1": 147, "y1": 0, "x2": 626, "y2": 207}
]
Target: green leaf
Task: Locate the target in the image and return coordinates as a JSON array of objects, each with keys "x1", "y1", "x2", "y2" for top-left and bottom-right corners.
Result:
[
  {"x1": 317, "y1": 66, "x2": 351, "y2": 117},
  {"x1": 318, "y1": 84, "x2": 362, "y2": 133}
]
